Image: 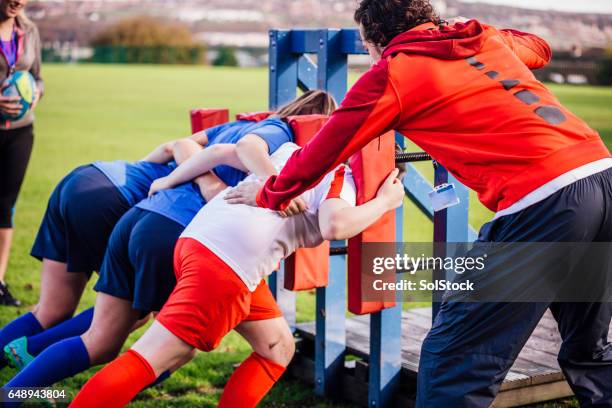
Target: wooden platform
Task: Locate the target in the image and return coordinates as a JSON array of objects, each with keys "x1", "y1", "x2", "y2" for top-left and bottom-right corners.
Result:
[{"x1": 290, "y1": 307, "x2": 611, "y2": 407}]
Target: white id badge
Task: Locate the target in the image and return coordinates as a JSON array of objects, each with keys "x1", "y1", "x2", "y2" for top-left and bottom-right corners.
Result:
[{"x1": 429, "y1": 183, "x2": 460, "y2": 211}]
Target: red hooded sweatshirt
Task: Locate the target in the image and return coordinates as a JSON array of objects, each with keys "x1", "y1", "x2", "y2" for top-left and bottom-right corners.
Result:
[{"x1": 257, "y1": 20, "x2": 611, "y2": 212}]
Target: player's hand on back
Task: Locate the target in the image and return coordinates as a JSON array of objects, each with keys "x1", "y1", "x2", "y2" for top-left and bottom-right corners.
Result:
[
  {"x1": 148, "y1": 176, "x2": 173, "y2": 197},
  {"x1": 225, "y1": 180, "x2": 263, "y2": 207},
  {"x1": 376, "y1": 168, "x2": 404, "y2": 211}
]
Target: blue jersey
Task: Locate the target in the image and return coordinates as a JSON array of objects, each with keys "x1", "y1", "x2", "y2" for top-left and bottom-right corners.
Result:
[
  {"x1": 92, "y1": 161, "x2": 176, "y2": 206},
  {"x1": 135, "y1": 182, "x2": 205, "y2": 227},
  {"x1": 205, "y1": 118, "x2": 293, "y2": 187}
]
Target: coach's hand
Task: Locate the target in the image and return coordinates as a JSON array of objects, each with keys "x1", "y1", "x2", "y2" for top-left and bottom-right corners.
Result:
[
  {"x1": 225, "y1": 180, "x2": 308, "y2": 217},
  {"x1": 0, "y1": 94, "x2": 22, "y2": 117},
  {"x1": 278, "y1": 197, "x2": 308, "y2": 218},
  {"x1": 148, "y1": 176, "x2": 173, "y2": 197},
  {"x1": 225, "y1": 180, "x2": 263, "y2": 207}
]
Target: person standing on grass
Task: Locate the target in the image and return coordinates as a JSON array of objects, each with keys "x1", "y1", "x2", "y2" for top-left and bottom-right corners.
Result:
[
  {"x1": 0, "y1": 0, "x2": 43, "y2": 306},
  {"x1": 227, "y1": 0, "x2": 612, "y2": 406}
]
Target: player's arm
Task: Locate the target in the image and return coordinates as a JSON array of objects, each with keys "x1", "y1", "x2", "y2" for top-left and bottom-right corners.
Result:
[
  {"x1": 235, "y1": 134, "x2": 279, "y2": 180},
  {"x1": 189, "y1": 130, "x2": 208, "y2": 146},
  {"x1": 170, "y1": 138, "x2": 229, "y2": 201},
  {"x1": 486, "y1": 25, "x2": 552, "y2": 69},
  {"x1": 255, "y1": 60, "x2": 401, "y2": 211},
  {"x1": 148, "y1": 143, "x2": 244, "y2": 195},
  {"x1": 148, "y1": 134, "x2": 285, "y2": 197},
  {"x1": 142, "y1": 131, "x2": 210, "y2": 163},
  {"x1": 142, "y1": 141, "x2": 178, "y2": 163},
  {"x1": 318, "y1": 169, "x2": 404, "y2": 241}
]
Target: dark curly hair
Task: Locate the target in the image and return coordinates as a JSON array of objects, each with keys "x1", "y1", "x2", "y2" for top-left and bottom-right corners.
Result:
[{"x1": 354, "y1": 0, "x2": 441, "y2": 48}]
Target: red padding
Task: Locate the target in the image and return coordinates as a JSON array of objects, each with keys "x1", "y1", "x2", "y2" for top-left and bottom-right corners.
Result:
[
  {"x1": 347, "y1": 132, "x2": 397, "y2": 314},
  {"x1": 285, "y1": 115, "x2": 329, "y2": 146},
  {"x1": 284, "y1": 240, "x2": 331, "y2": 290},
  {"x1": 190, "y1": 109, "x2": 230, "y2": 133},
  {"x1": 283, "y1": 115, "x2": 331, "y2": 291}
]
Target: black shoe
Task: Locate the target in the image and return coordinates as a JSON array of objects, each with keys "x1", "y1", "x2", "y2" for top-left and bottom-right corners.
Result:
[{"x1": 0, "y1": 282, "x2": 20, "y2": 306}]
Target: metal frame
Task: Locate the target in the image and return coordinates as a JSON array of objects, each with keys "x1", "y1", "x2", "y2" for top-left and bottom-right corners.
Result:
[{"x1": 268, "y1": 28, "x2": 473, "y2": 407}]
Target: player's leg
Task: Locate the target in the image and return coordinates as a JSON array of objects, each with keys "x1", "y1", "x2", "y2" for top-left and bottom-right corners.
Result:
[
  {"x1": 0, "y1": 261, "x2": 85, "y2": 362},
  {"x1": 83, "y1": 209, "x2": 187, "y2": 378},
  {"x1": 235, "y1": 317, "x2": 295, "y2": 366},
  {"x1": 84, "y1": 207, "x2": 152, "y2": 366},
  {"x1": 2, "y1": 207, "x2": 138, "y2": 386},
  {"x1": 3, "y1": 205, "x2": 151, "y2": 387},
  {"x1": 4, "y1": 207, "x2": 184, "y2": 388},
  {"x1": 0, "y1": 262, "x2": 87, "y2": 370},
  {"x1": 3, "y1": 293, "x2": 139, "y2": 389},
  {"x1": 29, "y1": 165, "x2": 130, "y2": 329},
  {"x1": 71, "y1": 238, "x2": 251, "y2": 407},
  {"x1": 4, "y1": 307, "x2": 94, "y2": 369},
  {"x1": 70, "y1": 320, "x2": 193, "y2": 408},
  {"x1": 219, "y1": 281, "x2": 292, "y2": 408},
  {"x1": 0, "y1": 169, "x2": 86, "y2": 354},
  {"x1": 32, "y1": 261, "x2": 89, "y2": 329},
  {"x1": 83, "y1": 294, "x2": 141, "y2": 365},
  {"x1": 4, "y1": 310, "x2": 151, "y2": 371}
]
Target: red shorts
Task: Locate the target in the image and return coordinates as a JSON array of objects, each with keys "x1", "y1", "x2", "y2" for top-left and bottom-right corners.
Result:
[{"x1": 156, "y1": 238, "x2": 283, "y2": 351}]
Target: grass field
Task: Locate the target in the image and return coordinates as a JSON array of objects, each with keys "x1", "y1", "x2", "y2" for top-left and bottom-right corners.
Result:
[{"x1": 1, "y1": 63, "x2": 611, "y2": 407}]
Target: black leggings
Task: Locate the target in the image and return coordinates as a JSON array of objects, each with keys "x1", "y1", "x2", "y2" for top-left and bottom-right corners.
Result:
[{"x1": 0, "y1": 125, "x2": 34, "y2": 228}]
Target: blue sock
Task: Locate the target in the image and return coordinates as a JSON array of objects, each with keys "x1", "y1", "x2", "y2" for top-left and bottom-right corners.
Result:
[
  {"x1": 0, "y1": 313, "x2": 43, "y2": 350},
  {"x1": 26, "y1": 307, "x2": 94, "y2": 356},
  {"x1": 5, "y1": 336, "x2": 90, "y2": 388}
]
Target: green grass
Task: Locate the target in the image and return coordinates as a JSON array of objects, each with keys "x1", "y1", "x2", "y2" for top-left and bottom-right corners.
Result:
[{"x1": 2, "y1": 64, "x2": 612, "y2": 407}]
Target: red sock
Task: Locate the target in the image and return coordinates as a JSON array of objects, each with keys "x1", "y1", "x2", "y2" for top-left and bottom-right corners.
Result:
[
  {"x1": 218, "y1": 352, "x2": 286, "y2": 408},
  {"x1": 69, "y1": 350, "x2": 156, "y2": 408}
]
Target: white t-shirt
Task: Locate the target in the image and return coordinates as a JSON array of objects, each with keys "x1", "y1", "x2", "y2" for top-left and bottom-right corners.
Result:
[{"x1": 181, "y1": 142, "x2": 357, "y2": 291}]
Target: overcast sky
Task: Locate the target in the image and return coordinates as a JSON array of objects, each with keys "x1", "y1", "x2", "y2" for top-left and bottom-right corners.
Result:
[{"x1": 459, "y1": 0, "x2": 612, "y2": 14}]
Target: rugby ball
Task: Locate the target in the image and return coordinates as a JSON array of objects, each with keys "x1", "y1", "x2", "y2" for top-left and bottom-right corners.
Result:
[{"x1": 1, "y1": 70, "x2": 37, "y2": 121}]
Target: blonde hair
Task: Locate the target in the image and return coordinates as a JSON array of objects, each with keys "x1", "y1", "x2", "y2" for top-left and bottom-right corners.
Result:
[{"x1": 274, "y1": 90, "x2": 337, "y2": 119}]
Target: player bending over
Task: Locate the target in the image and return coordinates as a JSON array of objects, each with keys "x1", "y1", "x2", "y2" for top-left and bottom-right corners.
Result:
[
  {"x1": 0, "y1": 90, "x2": 335, "y2": 373},
  {"x1": 69, "y1": 142, "x2": 405, "y2": 408},
  {"x1": 1, "y1": 92, "x2": 335, "y2": 390},
  {"x1": 1, "y1": 137, "x2": 302, "y2": 394}
]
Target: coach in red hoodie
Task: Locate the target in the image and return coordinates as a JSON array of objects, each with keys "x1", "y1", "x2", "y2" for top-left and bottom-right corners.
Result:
[{"x1": 227, "y1": 0, "x2": 612, "y2": 406}]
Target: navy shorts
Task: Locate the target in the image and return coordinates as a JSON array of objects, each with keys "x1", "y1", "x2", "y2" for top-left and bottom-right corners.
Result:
[
  {"x1": 31, "y1": 165, "x2": 130, "y2": 275},
  {"x1": 94, "y1": 207, "x2": 183, "y2": 314}
]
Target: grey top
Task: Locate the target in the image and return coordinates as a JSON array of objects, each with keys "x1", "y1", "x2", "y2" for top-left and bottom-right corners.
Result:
[{"x1": 0, "y1": 15, "x2": 43, "y2": 130}]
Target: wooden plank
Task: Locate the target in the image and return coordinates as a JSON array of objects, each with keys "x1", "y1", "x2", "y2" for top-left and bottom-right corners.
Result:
[
  {"x1": 499, "y1": 372, "x2": 532, "y2": 391},
  {"x1": 295, "y1": 307, "x2": 574, "y2": 406},
  {"x1": 493, "y1": 380, "x2": 574, "y2": 408}
]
